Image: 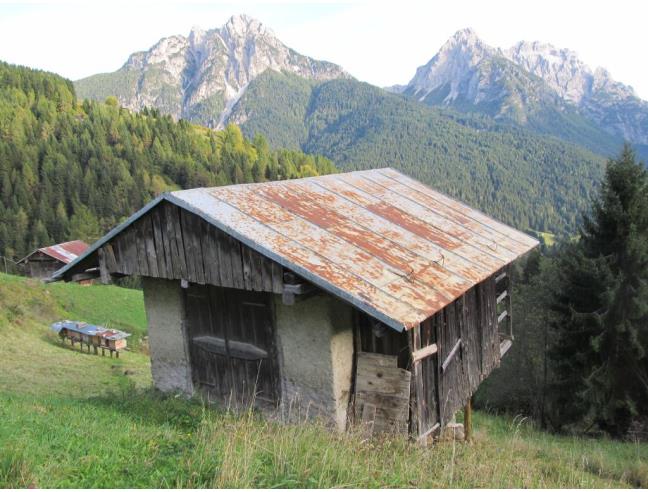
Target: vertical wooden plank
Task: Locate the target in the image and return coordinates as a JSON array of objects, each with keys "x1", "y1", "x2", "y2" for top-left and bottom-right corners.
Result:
[
  {"x1": 198, "y1": 219, "x2": 211, "y2": 285},
  {"x1": 260, "y1": 256, "x2": 273, "y2": 292},
  {"x1": 143, "y1": 215, "x2": 159, "y2": 278},
  {"x1": 250, "y1": 250, "x2": 265, "y2": 292},
  {"x1": 190, "y1": 212, "x2": 206, "y2": 285},
  {"x1": 103, "y1": 243, "x2": 118, "y2": 271},
  {"x1": 506, "y1": 266, "x2": 513, "y2": 340},
  {"x1": 228, "y1": 235, "x2": 245, "y2": 290},
  {"x1": 179, "y1": 209, "x2": 197, "y2": 283},
  {"x1": 119, "y1": 228, "x2": 133, "y2": 275},
  {"x1": 98, "y1": 247, "x2": 111, "y2": 284},
  {"x1": 208, "y1": 225, "x2": 222, "y2": 287},
  {"x1": 464, "y1": 397, "x2": 473, "y2": 442},
  {"x1": 163, "y1": 202, "x2": 182, "y2": 279},
  {"x1": 241, "y1": 245, "x2": 253, "y2": 290},
  {"x1": 169, "y1": 204, "x2": 188, "y2": 280},
  {"x1": 151, "y1": 207, "x2": 168, "y2": 278},
  {"x1": 135, "y1": 219, "x2": 150, "y2": 276},
  {"x1": 408, "y1": 325, "x2": 427, "y2": 442},
  {"x1": 157, "y1": 206, "x2": 174, "y2": 278},
  {"x1": 271, "y1": 262, "x2": 283, "y2": 294},
  {"x1": 216, "y1": 228, "x2": 234, "y2": 288}
]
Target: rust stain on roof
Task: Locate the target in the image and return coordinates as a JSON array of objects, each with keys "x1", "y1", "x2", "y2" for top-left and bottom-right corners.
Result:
[
  {"x1": 20, "y1": 240, "x2": 89, "y2": 264},
  {"x1": 55, "y1": 168, "x2": 538, "y2": 331},
  {"x1": 173, "y1": 168, "x2": 538, "y2": 330}
]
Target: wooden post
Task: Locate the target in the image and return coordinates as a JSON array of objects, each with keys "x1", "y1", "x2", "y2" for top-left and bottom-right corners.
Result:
[{"x1": 464, "y1": 397, "x2": 473, "y2": 442}]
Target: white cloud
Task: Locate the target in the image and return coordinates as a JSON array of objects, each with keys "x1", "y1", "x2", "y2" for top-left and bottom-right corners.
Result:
[{"x1": 0, "y1": 0, "x2": 646, "y2": 98}]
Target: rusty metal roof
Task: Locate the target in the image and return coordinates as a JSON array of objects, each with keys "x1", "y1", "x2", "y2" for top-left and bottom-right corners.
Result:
[
  {"x1": 19, "y1": 240, "x2": 89, "y2": 264},
  {"x1": 169, "y1": 168, "x2": 538, "y2": 331},
  {"x1": 53, "y1": 168, "x2": 538, "y2": 331}
]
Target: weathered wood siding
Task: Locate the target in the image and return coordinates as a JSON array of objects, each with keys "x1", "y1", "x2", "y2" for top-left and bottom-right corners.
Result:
[
  {"x1": 413, "y1": 274, "x2": 501, "y2": 435},
  {"x1": 99, "y1": 201, "x2": 284, "y2": 293},
  {"x1": 356, "y1": 273, "x2": 503, "y2": 438},
  {"x1": 185, "y1": 284, "x2": 281, "y2": 407}
]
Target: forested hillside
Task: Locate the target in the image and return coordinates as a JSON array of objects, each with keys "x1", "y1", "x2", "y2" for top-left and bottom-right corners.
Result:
[
  {"x1": 0, "y1": 62, "x2": 335, "y2": 259},
  {"x1": 230, "y1": 71, "x2": 607, "y2": 236}
]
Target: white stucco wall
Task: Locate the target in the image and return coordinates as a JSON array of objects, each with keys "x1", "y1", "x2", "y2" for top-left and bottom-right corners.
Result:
[
  {"x1": 142, "y1": 277, "x2": 193, "y2": 395},
  {"x1": 274, "y1": 294, "x2": 354, "y2": 430}
]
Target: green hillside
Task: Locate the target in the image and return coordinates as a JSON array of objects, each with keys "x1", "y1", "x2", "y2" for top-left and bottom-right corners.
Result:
[
  {"x1": 231, "y1": 71, "x2": 608, "y2": 236},
  {"x1": 0, "y1": 61, "x2": 335, "y2": 259},
  {"x1": 0, "y1": 272, "x2": 646, "y2": 488}
]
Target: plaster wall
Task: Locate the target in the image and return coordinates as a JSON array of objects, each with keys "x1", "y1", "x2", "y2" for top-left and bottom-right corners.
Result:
[
  {"x1": 142, "y1": 277, "x2": 193, "y2": 395},
  {"x1": 274, "y1": 294, "x2": 354, "y2": 430}
]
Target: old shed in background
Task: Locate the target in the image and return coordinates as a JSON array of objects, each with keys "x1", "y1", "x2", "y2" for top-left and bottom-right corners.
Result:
[
  {"x1": 18, "y1": 240, "x2": 89, "y2": 280},
  {"x1": 54, "y1": 168, "x2": 538, "y2": 439}
]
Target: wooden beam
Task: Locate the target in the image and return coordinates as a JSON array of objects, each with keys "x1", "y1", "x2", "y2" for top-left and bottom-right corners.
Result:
[
  {"x1": 412, "y1": 343, "x2": 438, "y2": 363},
  {"x1": 282, "y1": 282, "x2": 317, "y2": 305},
  {"x1": 499, "y1": 339, "x2": 512, "y2": 357},
  {"x1": 497, "y1": 310, "x2": 508, "y2": 323},
  {"x1": 496, "y1": 290, "x2": 508, "y2": 304},
  {"x1": 495, "y1": 271, "x2": 507, "y2": 283},
  {"x1": 98, "y1": 248, "x2": 111, "y2": 285},
  {"x1": 441, "y1": 338, "x2": 462, "y2": 372}
]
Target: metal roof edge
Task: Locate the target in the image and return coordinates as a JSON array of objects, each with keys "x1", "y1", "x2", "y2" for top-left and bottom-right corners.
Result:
[{"x1": 51, "y1": 194, "x2": 170, "y2": 281}]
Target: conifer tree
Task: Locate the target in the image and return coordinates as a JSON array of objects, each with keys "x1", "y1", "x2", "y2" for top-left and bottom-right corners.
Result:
[{"x1": 550, "y1": 145, "x2": 648, "y2": 436}]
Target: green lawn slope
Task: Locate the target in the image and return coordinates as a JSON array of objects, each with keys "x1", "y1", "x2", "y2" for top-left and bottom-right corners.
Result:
[{"x1": 0, "y1": 273, "x2": 646, "y2": 488}]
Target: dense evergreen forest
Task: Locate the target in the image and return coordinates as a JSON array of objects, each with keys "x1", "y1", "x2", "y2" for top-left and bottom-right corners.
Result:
[
  {"x1": 231, "y1": 71, "x2": 608, "y2": 236},
  {"x1": 478, "y1": 147, "x2": 648, "y2": 439},
  {"x1": 0, "y1": 62, "x2": 335, "y2": 259}
]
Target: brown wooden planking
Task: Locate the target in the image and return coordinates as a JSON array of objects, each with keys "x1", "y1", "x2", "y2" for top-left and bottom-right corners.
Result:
[
  {"x1": 271, "y1": 262, "x2": 283, "y2": 294},
  {"x1": 163, "y1": 202, "x2": 182, "y2": 279},
  {"x1": 355, "y1": 352, "x2": 411, "y2": 436},
  {"x1": 218, "y1": 229, "x2": 234, "y2": 288},
  {"x1": 135, "y1": 219, "x2": 150, "y2": 276},
  {"x1": 242, "y1": 245, "x2": 253, "y2": 290},
  {"x1": 93, "y1": 201, "x2": 283, "y2": 294},
  {"x1": 151, "y1": 208, "x2": 168, "y2": 277},
  {"x1": 179, "y1": 209, "x2": 197, "y2": 282},
  {"x1": 143, "y1": 215, "x2": 160, "y2": 278},
  {"x1": 251, "y1": 250, "x2": 265, "y2": 292}
]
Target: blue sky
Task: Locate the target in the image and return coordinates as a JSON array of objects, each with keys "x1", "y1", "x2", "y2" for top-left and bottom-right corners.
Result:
[{"x1": 1, "y1": 0, "x2": 647, "y2": 98}]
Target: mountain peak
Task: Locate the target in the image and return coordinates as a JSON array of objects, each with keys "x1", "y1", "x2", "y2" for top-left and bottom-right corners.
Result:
[
  {"x1": 223, "y1": 13, "x2": 270, "y2": 38},
  {"x1": 76, "y1": 14, "x2": 346, "y2": 129},
  {"x1": 440, "y1": 28, "x2": 491, "y2": 53}
]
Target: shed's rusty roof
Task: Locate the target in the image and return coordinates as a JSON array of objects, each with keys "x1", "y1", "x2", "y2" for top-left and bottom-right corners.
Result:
[
  {"x1": 53, "y1": 168, "x2": 538, "y2": 330},
  {"x1": 19, "y1": 240, "x2": 89, "y2": 264},
  {"x1": 168, "y1": 168, "x2": 538, "y2": 330}
]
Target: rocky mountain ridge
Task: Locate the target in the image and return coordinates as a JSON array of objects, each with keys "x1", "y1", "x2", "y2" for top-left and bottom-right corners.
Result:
[
  {"x1": 75, "y1": 14, "x2": 347, "y2": 127},
  {"x1": 397, "y1": 29, "x2": 648, "y2": 144}
]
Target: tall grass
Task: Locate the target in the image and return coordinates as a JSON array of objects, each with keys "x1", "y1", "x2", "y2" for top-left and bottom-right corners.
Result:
[{"x1": 0, "y1": 272, "x2": 647, "y2": 488}]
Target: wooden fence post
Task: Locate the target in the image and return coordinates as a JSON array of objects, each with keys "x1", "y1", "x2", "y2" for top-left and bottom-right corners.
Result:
[{"x1": 464, "y1": 397, "x2": 473, "y2": 442}]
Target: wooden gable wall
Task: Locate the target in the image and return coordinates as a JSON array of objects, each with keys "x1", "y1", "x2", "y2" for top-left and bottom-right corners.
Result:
[
  {"x1": 408, "y1": 272, "x2": 507, "y2": 439},
  {"x1": 98, "y1": 200, "x2": 284, "y2": 294}
]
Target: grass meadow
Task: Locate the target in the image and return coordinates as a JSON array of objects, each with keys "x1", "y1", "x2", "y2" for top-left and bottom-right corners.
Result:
[{"x1": 0, "y1": 273, "x2": 646, "y2": 488}]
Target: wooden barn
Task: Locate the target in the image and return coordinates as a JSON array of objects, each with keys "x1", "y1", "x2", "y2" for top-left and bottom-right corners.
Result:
[
  {"x1": 53, "y1": 168, "x2": 538, "y2": 440},
  {"x1": 18, "y1": 240, "x2": 89, "y2": 280}
]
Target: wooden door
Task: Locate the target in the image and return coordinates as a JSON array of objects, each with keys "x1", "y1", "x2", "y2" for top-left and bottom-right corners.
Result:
[{"x1": 185, "y1": 284, "x2": 280, "y2": 408}]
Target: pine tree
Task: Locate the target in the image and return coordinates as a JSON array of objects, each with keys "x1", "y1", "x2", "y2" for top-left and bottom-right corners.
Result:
[{"x1": 549, "y1": 145, "x2": 648, "y2": 436}]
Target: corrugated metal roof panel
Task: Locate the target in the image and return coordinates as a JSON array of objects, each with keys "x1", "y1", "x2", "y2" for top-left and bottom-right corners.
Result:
[
  {"x1": 167, "y1": 168, "x2": 538, "y2": 330},
  {"x1": 39, "y1": 240, "x2": 89, "y2": 264}
]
